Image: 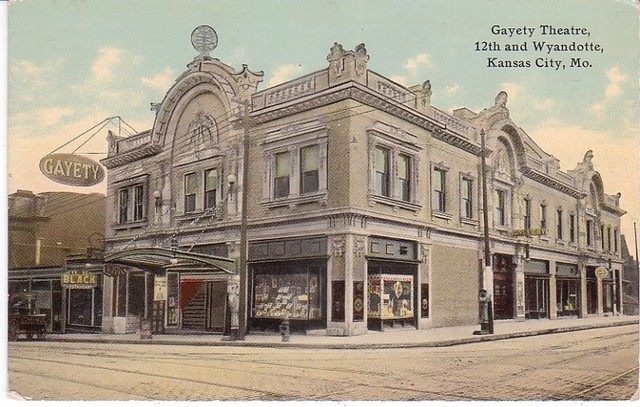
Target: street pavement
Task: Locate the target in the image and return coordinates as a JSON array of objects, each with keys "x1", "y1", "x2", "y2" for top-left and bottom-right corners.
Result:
[{"x1": 43, "y1": 315, "x2": 639, "y2": 348}]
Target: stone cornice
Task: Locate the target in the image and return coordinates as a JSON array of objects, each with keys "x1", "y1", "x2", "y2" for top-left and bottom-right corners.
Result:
[
  {"x1": 251, "y1": 82, "x2": 483, "y2": 156},
  {"x1": 100, "y1": 144, "x2": 163, "y2": 169},
  {"x1": 523, "y1": 167, "x2": 586, "y2": 199}
]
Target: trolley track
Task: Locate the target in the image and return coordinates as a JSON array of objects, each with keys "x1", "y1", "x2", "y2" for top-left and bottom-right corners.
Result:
[{"x1": 9, "y1": 325, "x2": 639, "y2": 401}]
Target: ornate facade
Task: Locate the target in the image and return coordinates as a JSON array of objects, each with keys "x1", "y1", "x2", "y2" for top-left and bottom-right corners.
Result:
[{"x1": 102, "y1": 30, "x2": 626, "y2": 336}]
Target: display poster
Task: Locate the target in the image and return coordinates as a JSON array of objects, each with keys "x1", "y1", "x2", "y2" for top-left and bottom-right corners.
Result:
[
  {"x1": 368, "y1": 274, "x2": 414, "y2": 319},
  {"x1": 253, "y1": 273, "x2": 321, "y2": 320}
]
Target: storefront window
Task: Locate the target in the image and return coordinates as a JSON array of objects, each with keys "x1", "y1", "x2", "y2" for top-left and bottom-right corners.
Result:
[
  {"x1": 367, "y1": 274, "x2": 414, "y2": 319},
  {"x1": 252, "y1": 265, "x2": 322, "y2": 320},
  {"x1": 556, "y1": 279, "x2": 578, "y2": 316}
]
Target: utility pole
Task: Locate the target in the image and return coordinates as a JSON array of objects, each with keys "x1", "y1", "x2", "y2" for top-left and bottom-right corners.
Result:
[
  {"x1": 237, "y1": 100, "x2": 252, "y2": 340},
  {"x1": 477, "y1": 128, "x2": 494, "y2": 334}
]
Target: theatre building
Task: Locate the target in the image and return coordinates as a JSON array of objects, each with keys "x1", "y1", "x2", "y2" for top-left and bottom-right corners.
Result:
[{"x1": 101, "y1": 28, "x2": 626, "y2": 336}]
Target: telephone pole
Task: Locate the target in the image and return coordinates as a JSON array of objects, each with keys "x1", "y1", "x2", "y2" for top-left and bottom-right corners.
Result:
[{"x1": 237, "y1": 100, "x2": 252, "y2": 340}]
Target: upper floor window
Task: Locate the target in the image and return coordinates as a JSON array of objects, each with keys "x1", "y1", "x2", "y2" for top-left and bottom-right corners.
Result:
[
  {"x1": 116, "y1": 178, "x2": 148, "y2": 225},
  {"x1": 496, "y1": 189, "x2": 506, "y2": 226},
  {"x1": 204, "y1": 168, "x2": 219, "y2": 210},
  {"x1": 570, "y1": 214, "x2": 576, "y2": 243},
  {"x1": 274, "y1": 152, "x2": 291, "y2": 199},
  {"x1": 134, "y1": 184, "x2": 145, "y2": 221},
  {"x1": 433, "y1": 168, "x2": 447, "y2": 212},
  {"x1": 524, "y1": 198, "x2": 532, "y2": 229},
  {"x1": 600, "y1": 224, "x2": 605, "y2": 250},
  {"x1": 607, "y1": 226, "x2": 612, "y2": 252},
  {"x1": 301, "y1": 145, "x2": 320, "y2": 195},
  {"x1": 614, "y1": 228, "x2": 619, "y2": 253},
  {"x1": 540, "y1": 203, "x2": 547, "y2": 230},
  {"x1": 586, "y1": 219, "x2": 593, "y2": 247},
  {"x1": 262, "y1": 122, "x2": 329, "y2": 207},
  {"x1": 184, "y1": 173, "x2": 197, "y2": 213},
  {"x1": 398, "y1": 154, "x2": 411, "y2": 202},
  {"x1": 556, "y1": 208, "x2": 563, "y2": 240},
  {"x1": 118, "y1": 188, "x2": 129, "y2": 224},
  {"x1": 375, "y1": 147, "x2": 391, "y2": 197},
  {"x1": 461, "y1": 178, "x2": 473, "y2": 219}
]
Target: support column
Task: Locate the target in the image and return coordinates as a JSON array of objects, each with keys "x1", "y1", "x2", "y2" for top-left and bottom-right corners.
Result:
[
  {"x1": 515, "y1": 258, "x2": 526, "y2": 320},
  {"x1": 579, "y1": 263, "x2": 588, "y2": 318},
  {"x1": 597, "y1": 275, "x2": 604, "y2": 316},
  {"x1": 344, "y1": 235, "x2": 354, "y2": 329},
  {"x1": 549, "y1": 260, "x2": 557, "y2": 319}
]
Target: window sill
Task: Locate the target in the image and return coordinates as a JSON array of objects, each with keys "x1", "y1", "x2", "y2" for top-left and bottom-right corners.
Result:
[
  {"x1": 431, "y1": 211, "x2": 453, "y2": 222},
  {"x1": 494, "y1": 225, "x2": 511, "y2": 233},
  {"x1": 176, "y1": 208, "x2": 221, "y2": 223},
  {"x1": 262, "y1": 191, "x2": 327, "y2": 208},
  {"x1": 461, "y1": 217, "x2": 479, "y2": 227},
  {"x1": 113, "y1": 220, "x2": 148, "y2": 231},
  {"x1": 369, "y1": 194, "x2": 422, "y2": 212}
]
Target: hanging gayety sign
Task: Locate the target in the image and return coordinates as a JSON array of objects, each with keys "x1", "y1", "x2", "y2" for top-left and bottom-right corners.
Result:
[{"x1": 39, "y1": 153, "x2": 105, "y2": 187}]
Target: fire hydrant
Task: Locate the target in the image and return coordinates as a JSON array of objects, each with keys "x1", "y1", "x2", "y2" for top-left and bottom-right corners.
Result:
[{"x1": 279, "y1": 317, "x2": 290, "y2": 342}]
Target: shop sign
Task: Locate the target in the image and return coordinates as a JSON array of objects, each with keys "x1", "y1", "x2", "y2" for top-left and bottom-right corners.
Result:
[
  {"x1": 512, "y1": 228, "x2": 547, "y2": 237},
  {"x1": 154, "y1": 277, "x2": 167, "y2": 301},
  {"x1": 62, "y1": 271, "x2": 98, "y2": 289},
  {"x1": 595, "y1": 266, "x2": 608, "y2": 279},
  {"x1": 39, "y1": 153, "x2": 105, "y2": 187}
]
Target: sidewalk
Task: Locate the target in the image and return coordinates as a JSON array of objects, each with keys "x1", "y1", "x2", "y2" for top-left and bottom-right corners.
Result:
[{"x1": 45, "y1": 315, "x2": 639, "y2": 349}]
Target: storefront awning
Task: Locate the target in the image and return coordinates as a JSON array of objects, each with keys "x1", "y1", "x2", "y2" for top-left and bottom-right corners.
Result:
[{"x1": 104, "y1": 247, "x2": 236, "y2": 274}]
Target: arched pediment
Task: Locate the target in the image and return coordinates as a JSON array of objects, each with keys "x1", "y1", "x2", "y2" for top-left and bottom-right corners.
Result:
[{"x1": 152, "y1": 70, "x2": 238, "y2": 149}]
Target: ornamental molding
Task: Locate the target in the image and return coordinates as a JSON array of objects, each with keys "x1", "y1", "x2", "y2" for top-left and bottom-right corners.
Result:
[{"x1": 251, "y1": 84, "x2": 483, "y2": 156}]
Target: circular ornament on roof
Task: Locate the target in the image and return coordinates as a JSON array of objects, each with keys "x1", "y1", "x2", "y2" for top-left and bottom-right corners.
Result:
[{"x1": 191, "y1": 25, "x2": 218, "y2": 56}]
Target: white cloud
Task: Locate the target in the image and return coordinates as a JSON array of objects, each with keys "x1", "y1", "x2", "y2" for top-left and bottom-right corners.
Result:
[
  {"x1": 390, "y1": 76, "x2": 408, "y2": 86},
  {"x1": 529, "y1": 119, "x2": 639, "y2": 240},
  {"x1": 12, "y1": 107, "x2": 75, "y2": 128},
  {"x1": 590, "y1": 66, "x2": 628, "y2": 114},
  {"x1": 268, "y1": 64, "x2": 305, "y2": 87},
  {"x1": 604, "y1": 66, "x2": 627, "y2": 98},
  {"x1": 141, "y1": 67, "x2": 176, "y2": 91},
  {"x1": 92, "y1": 47, "x2": 124, "y2": 82},
  {"x1": 444, "y1": 84, "x2": 460, "y2": 95},
  {"x1": 533, "y1": 98, "x2": 558, "y2": 112},
  {"x1": 499, "y1": 82, "x2": 522, "y2": 101},
  {"x1": 403, "y1": 54, "x2": 432, "y2": 76}
]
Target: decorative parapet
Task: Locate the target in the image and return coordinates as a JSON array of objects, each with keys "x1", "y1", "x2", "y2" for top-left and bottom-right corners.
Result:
[
  {"x1": 368, "y1": 71, "x2": 414, "y2": 105},
  {"x1": 431, "y1": 108, "x2": 474, "y2": 139},
  {"x1": 117, "y1": 131, "x2": 153, "y2": 154},
  {"x1": 265, "y1": 75, "x2": 316, "y2": 107}
]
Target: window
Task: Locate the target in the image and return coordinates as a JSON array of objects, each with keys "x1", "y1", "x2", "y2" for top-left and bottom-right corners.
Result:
[
  {"x1": 496, "y1": 190, "x2": 506, "y2": 226},
  {"x1": 524, "y1": 198, "x2": 532, "y2": 229},
  {"x1": 540, "y1": 204, "x2": 547, "y2": 230},
  {"x1": 614, "y1": 229, "x2": 619, "y2": 253},
  {"x1": 433, "y1": 168, "x2": 446, "y2": 212},
  {"x1": 301, "y1": 145, "x2": 320, "y2": 194},
  {"x1": 274, "y1": 152, "x2": 291, "y2": 198},
  {"x1": 398, "y1": 154, "x2": 411, "y2": 202},
  {"x1": 184, "y1": 173, "x2": 197, "y2": 213},
  {"x1": 204, "y1": 168, "x2": 218, "y2": 209},
  {"x1": 556, "y1": 208, "x2": 563, "y2": 240},
  {"x1": 586, "y1": 219, "x2": 593, "y2": 247},
  {"x1": 118, "y1": 188, "x2": 129, "y2": 224},
  {"x1": 134, "y1": 184, "x2": 145, "y2": 221},
  {"x1": 462, "y1": 178, "x2": 473, "y2": 219},
  {"x1": 600, "y1": 225, "x2": 605, "y2": 250},
  {"x1": 570, "y1": 214, "x2": 576, "y2": 243},
  {"x1": 375, "y1": 147, "x2": 391, "y2": 197},
  {"x1": 607, "y1": 226, "x2": 612, "y2": 252},
  {"x1": 116, "y1": 181, "x2": 148, "y2": 225}
]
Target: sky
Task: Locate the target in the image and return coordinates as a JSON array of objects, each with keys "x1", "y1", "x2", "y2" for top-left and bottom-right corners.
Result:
[{"x1": 5, "y1": 0, "x2": 640, "y2": 254}]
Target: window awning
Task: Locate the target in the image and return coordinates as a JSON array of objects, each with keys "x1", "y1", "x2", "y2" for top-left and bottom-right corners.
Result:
[{"x1": 104, "y1": 247, "x2": 236, "y2": 274}]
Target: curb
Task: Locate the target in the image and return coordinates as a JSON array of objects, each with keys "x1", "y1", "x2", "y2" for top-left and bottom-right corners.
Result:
[{"x1": 39, "y1": 319, "x2": 639, "y2": 349}]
